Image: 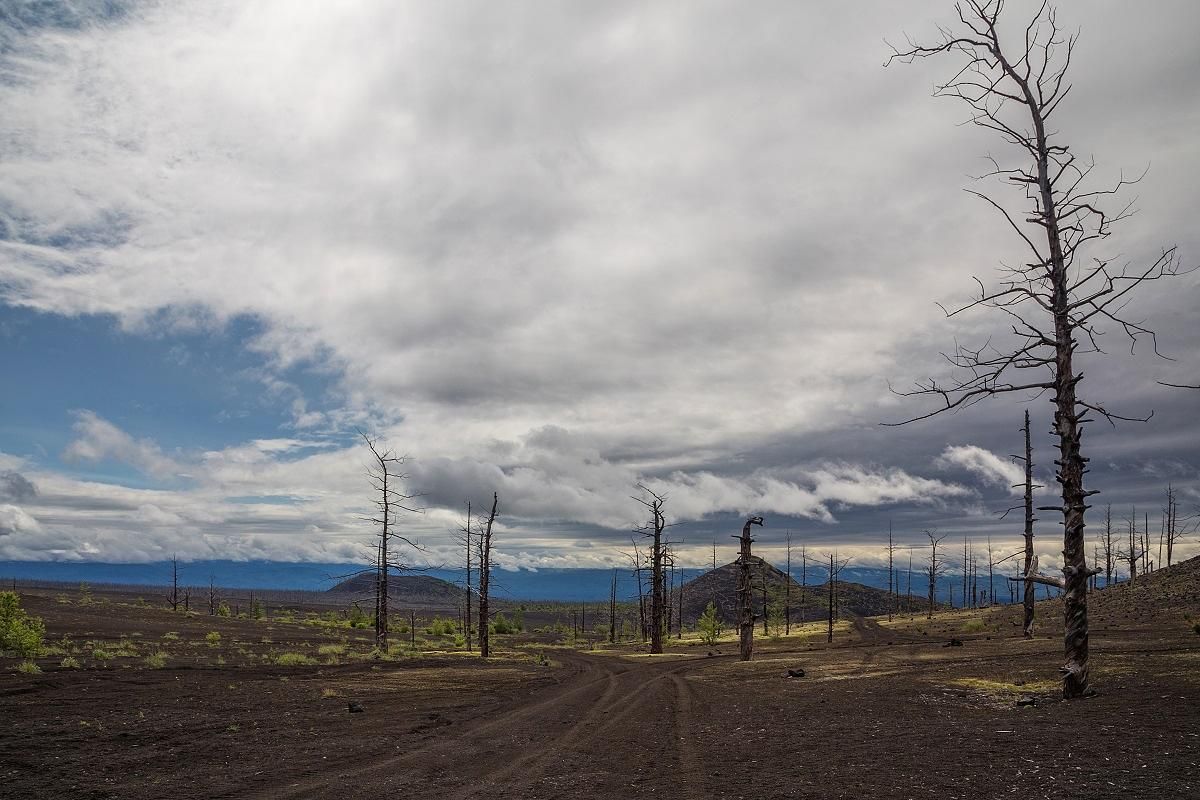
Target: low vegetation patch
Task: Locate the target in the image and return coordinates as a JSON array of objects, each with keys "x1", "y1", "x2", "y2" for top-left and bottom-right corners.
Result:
[
  {"x1": 143, "y1": 651, "x2": 168, "y2": 669},
  {"x1": 274, "y1": 652, "x2": 318, "y2": 666}
]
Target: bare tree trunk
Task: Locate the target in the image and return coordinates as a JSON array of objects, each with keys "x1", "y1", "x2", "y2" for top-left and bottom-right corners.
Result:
[
  {"x1": 887, "y1": 523, "x2": 895, "y2": 622},
  {"x1": 166, "y1": 555, "x2": 179, "y2": 612},
  {"x1": 464, "y1": 501, "x2": 472, "y2": 652},
  {"x1": 736, "y1": 516, "x2": 763, "y2": 661},
  {"x1": 785, "y1": 531, "x2": 792, "y2": 634},
  {"x1": 827, "y1": 553, "x2": 834, "y2": 643},
  {"x1": 1022, "y1": 410, "x2": 1037, "y2": 639},
  {"x1": 609, "y1": 568, "x2": 617, "y2": 643},
  {"x1": 478, "y1": 493, "x2": 497, "y2": 659}
]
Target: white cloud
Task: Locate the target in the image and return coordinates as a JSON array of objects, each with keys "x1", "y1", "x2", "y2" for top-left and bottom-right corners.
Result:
[
  {"x1": 935, "y1": 445, "x2": 1024, "y2": 495},
  {"x1": 61, "y1": 410, "x2": 181, "y2": 479}
]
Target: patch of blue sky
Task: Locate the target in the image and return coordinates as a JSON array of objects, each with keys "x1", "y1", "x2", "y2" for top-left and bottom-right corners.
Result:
[
  {"x1": 0, "y1": 305, "x2": 345, "y2": 475},
  {"x1": 223, "y1": 495, "x2": 305, "y2": 506}
]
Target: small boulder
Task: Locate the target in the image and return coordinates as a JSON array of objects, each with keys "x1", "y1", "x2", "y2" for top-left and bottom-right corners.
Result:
[
  {"x1": 1016, "y1": 697, "x2": 1037, "y2": 707},
  {"x1": 348, "y1": 701, "x2": 365, "y2": 713},
  {"x1": 944, "y1": 638, "x2": 964, "y2": 647},
  {"x1": 786, "y1": 668, "x2": 806, "y2": 678}
]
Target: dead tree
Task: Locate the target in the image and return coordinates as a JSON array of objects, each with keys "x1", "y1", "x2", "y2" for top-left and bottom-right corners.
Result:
[
  {"x1": 609, "y1": 568, "x2": 618, "y2": 643},
  {"x1": 925, "y1": 531, "x2": 947, "y2": 618},
  {"x1": 785, "y1": 531, "x2": 793, "y2": 634},
  {"x1": 887, "y1": 523, "x2": 897, "y2": 621},
  {"x1": 360, "y1": 431, "x2": 421, "y2": 651},
  {"x1": 634, "y1": 485, "x2": 670, "y2": 654},
  {"x1": 1118, "y1": 507, "x2": 1143, "y2": 585},
  {"x1": 460, "y1": 501, "x2": 473, "y2": 651},
  {"x1": 887, "y1": 1, "x2": 1179, "y2": 698},
  {"x1": 735, "y1": 516, "x2": 764, "y2": 661},
  {"x1": 1010, "y1": 409, "x2": 1040, "y2": 637},
  {"x1": 825, "y1": 552, "x2": 852, "y2": 643},
  {"x1": 477, "y1": 492, "x2": 498, "y2": 658},
  {"x1": 986, "y1": 536, "x2": 995, "y2": 606},
  {"x1": 1100, "y1": 504, "x2": 1115, "y2": 587},
  {"x1": 165, "y1": 554, "x2": 180, "y2": 612},
  {"x1": 207, "y1": 575, "x2": 218, "y2": 616},
  {"x1": 1161, "y1": 485, "x2": 1192, "y2": 568}
]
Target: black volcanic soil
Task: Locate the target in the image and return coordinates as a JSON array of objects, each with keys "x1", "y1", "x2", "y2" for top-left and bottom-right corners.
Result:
[{"x1": 2, "y1": 561, "x2": 1198, "y2": 799}]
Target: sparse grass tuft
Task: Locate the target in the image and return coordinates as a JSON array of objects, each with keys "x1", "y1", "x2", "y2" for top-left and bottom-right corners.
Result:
[
  {"x1": 161, "y1": 632, "x2": 180, "y2": 641},
  {"x1": 317, "y1": 643, "x2": 346, "y2": 657},
  {"x1": 274, "y1": 652, "x2": 317, "y2": 666},
  {"x1": 205, "y1": 631, "x2": 221, "y2": 646},
  {"x1": 143, "y1": 651, "x2": 168, "y2": 669},
  {"x1": 60, "y1": 655, "x2": 81, "y2": 669},
  {"x1": 16, "y1": 659, "x2": 41, "y2": 674},
  {"x1": 961, "y1": 619, "x2": 986, "y2": 633}
]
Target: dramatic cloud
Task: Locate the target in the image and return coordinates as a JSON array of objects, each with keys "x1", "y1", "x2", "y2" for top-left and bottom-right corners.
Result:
[
  {"x1": 0, "y1": 2, "x2": 1197, "y2": 566},
  {"x1": 935, "y1": 445, "x2": 1024, "y2": 495}
]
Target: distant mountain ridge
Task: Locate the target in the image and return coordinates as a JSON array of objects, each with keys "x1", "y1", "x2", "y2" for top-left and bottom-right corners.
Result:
[
  {"x1": 327, "y1": 572, "x2": 466, "y2": 605},
  {"x1": 680, "y1": 559, "x2": 929, "y2": 625}
]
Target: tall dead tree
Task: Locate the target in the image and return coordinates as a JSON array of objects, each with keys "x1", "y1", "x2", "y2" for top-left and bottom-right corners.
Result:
[
  {"x1": 1100, "y1": 504, "x2": 1115, "y2": 587},
  {"x1": 887, "y1": 523, "x2": 896, "y2": 621},
  {"x1": 888, "y1": 1, "x2": 1179, "y2": 698},
  {"x1": 360, "y1": 431, "x2": 420, "y2": 651},
  {"x1": 207, "y1": 575, "x2": 218, "y2": 616},
  {"x1": 825, "y1": 551, "x2": 851, "y2": 643},
  {"x1": 462, "y1": 501, "x2": 473, "y2": 651},
  {"x1": 785, "y1": 531, "x2": 793, "y2": 634},
  {"x1": 735, "y1": 515, "x2": 764, "y2": 661},
  {"x1": 634, "y1": 485, "x2": 669, "y2": 654},
  {"x1": 925, "y1": 531, "x2": 947, "y2": 618},
  {"x1": 477, "y1": 492, "x2": 498, "y2": 659},
  {"x1": 166, "y1": 554, "x2": 180, "y2": 612},
  {"x1": 1014, "y1": 410, "x2": 1039, "y2": 637},
  {"x1": 609, "y1": 568, "x2": 618, "y2": 643}
]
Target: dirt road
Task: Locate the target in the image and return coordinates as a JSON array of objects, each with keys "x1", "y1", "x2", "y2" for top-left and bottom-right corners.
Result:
[{"x1": 235, "y1": 632, "x2": 1199, "y2": 800}]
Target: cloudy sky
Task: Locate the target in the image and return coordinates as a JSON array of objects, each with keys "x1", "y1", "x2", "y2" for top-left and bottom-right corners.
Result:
[{"x1": 1, "y1": 0, "x2": 1197, "y2": 575}]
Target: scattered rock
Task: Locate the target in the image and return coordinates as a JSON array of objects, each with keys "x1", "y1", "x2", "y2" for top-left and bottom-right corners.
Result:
[
  {"x1": 944, "y1": 638, "x2": 964, "y2": 647},
  {"x1": 786, "y1": 668, "x2": 806, "y2": 678},
  {"x1": 348, "y1": 701, "x2": 365, "y2": 713},
  {"x1": 1016, "y1": 697, "x2": 1037, "y2": 707}
]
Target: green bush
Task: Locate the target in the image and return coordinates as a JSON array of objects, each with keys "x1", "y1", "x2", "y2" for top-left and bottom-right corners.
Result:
[
  {"x1": 143, "y1": 651, "x2": 168, "y2": 669},
  {"x1": 205, "y1": 631, "x2": 222, "y2": 646},
  {"x1": 348, "y1": 602, "x2": 370, "y2": 629},
  {"x1": 491, "y1": 612, "x2": 520, "y2": 635},
  {"x1": 426, "y1": 617, "x2": 458, "y2": 636},
  {"x1": 697, "y1": 602, "x2": 723, "y2": 645},
  {"x1": 16, "y1": 659, "x2": 41, "y2": 674},
  {"x1": 60, "y1": 655, "x2": 81, "y2": 669},
  {"x1": 216, "y1": 601, "x2": 231, "y2": 618},
  {"x1": 0, "y1": 591, "x2": 46, "y2": 657}
]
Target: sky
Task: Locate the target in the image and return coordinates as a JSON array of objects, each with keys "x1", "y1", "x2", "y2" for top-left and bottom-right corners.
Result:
[{"x1": 0, "y1": 0, "x2": 1197, "y2": 576}]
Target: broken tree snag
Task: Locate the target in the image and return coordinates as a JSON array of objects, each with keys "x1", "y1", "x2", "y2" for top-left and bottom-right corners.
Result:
[
  {"x1": 735, "y1": 515, "x2": 764, "y2": 662},
  {"x1": 886, "y1": 1, "x2": 1181, "y2": 699},
  {"x1": 478, "y1": 492, "x2": 498, "y2": 659}
]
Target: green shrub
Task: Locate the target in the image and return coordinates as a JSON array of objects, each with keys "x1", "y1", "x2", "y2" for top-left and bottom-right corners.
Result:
[
  {"x1": 205, "y1": 631, "x2": 222, "y2": 646},
  {"x1": 143, "y1": 651, "x2": 168, "y2": 669},
  {"x1": 426, "y1": 617, "x2": 458, "y2": 636},
  {"x1": 274, "y1": 652, "x2": 317, "y2": 666},
  {"x1": 16, "y1": 659, "x2": 41, "y2": 674},
  {"x1": 491, "y1": 612, "x2": 521, "y2": 635},
  {"x1": 60, "y1": 655, "x2": 81, "y2": 669},
  {"x1": 317, "y1": 643, "x2": 345, "y2": 657},
  {"x1": 697, "y1": 602, "x2": 723, "y2": 645},
  {"x1": 0, "y1": 591, "x2": 46, "y2": 657},
  {"x1": 77, "y1": 583, "x2": 94, "y2": 606},
  {"x1": 91, "y1": 647, "x2": 113, "y2": 662},
  {"x1": 162, "y1": 632, "x2": 180, "y2": 641},
  {"x1": 961, "y1": 619, "x2": 986, "y2": 633},
  {"x1": 348, "y1": 602, "x2": 370, "y2": 629}
]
